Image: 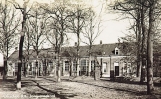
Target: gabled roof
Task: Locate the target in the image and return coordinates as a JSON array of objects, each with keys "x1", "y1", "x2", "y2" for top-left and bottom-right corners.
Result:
[
  {"x1": 58, "y1": 43, "x2": 123, "y2": 57},
  {"x1": 8, "y1": 48, "x2": 56, "y2": 61},
  {"x1": 8, "y1": 43, "x2": 123, "y2": 61}
]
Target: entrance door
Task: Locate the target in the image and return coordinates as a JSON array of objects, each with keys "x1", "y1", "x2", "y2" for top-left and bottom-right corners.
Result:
[
  {"x1": 115, "y1": 66, "x2": 119, "y2": 76},
  {"x1": 102, "y1": 63, "x2": 107, "y2": 73}
]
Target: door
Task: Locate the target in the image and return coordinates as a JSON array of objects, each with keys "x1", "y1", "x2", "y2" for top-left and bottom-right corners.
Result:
[
  {"x1": 64, "y1": 61, "x2": 70, "y2": 76},
  {"x1": 102, "y1": 63, "x2": 107, "y2": 74},
  {"x1": 115, "y1": 66, "x2": 119, "y2": 76}
]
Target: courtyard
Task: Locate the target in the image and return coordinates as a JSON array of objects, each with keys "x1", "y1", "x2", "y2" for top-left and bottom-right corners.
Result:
[{"x1": 0, "y1": 76, "x2": 160, "y2": 99}]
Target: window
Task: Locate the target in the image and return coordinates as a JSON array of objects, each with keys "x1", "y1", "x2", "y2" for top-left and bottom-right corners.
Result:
[
  {"x1": 115, "y1": 47, "x2": 119, "y2": 55},
  {"x1": 15, "y1": 63, "x2": 18, "y2": 72},
  {"x1": 122, "y1": 63, "x2": 127, "y2": 76},
  {"x1": 48, "y1": 61, "x2": 53, "y2": 70},
  {"x1": 81, "y1": 59, "x2": 87, "y2": 71},
  {"x1": 123, "y1": 62, "x2": 131, "y2": 76},
  {"x1": 114, "y1": 62, "x2": 119, "y2": 66},
  {"x1": 65, "y1": 61, "x2": 69, "y2": 71},
  {"x1": 123, "y1": 62, "x2": 127, "y2": 70},
  {"x1": 114, "y1": 62, "x2": 119, "y2": 76},
  {"x1": 102, "y1": 62, "x2": 107, "y2": 73},
  {"x1": 73, "y1": 61, "x2": 77, "y2": 72},
  {"x1": 127, "y1": 63, "x2": 131, "y2": 73},
  {"x1": 28, "y1": 62, "x2": 32, "y2": 71},
  {"x1": 22, "y1": 63, "x2": 24, "y2": 71},
  {"x1": 115, "y1": 50, "x2": 118, "y2": 55}
]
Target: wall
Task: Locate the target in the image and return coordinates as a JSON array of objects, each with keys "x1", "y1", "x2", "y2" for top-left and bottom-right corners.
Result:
[
  {"x1": 97, "y1": 55, "x2": 134, "y2": 77},
  {"x1": 0, "y1": 53, "x2": 3, "y2": 67}
]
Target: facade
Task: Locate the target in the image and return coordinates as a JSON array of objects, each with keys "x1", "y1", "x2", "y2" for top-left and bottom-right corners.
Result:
[
  {"x1": 0, "y1": 52, "x2": 3, "y2": 76},
  {"x1": 8, "y1": 43, "x2": 137, "y2": 77},
  {"x1": 0, "y1": 52, "x2": 3, "y2": 67}
]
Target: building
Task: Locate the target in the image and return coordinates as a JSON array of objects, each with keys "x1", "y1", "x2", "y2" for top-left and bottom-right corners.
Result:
[
  {"x1": 0, "y1": 52, "x2": 3, "y2": 76},
  {"x1": 8, "y1": 43, "x2": 137, "y2": 77},
  {"x1": 0, "y1": 52, "x2": 3, "y2": 66}
]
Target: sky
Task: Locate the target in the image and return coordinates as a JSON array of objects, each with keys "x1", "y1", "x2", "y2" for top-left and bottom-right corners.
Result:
[
  {"x1": 65, "y1": 0, "x2": 130, "y2": 46},
  {"x1": 0, "y1": 0, "x2": 131, "y2": 64},
  {"x1": 11, "y1": 0, "x2": 129, "y2": 47}
]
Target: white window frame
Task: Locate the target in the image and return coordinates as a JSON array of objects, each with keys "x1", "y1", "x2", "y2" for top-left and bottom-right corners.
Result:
[{"x1": 65, "y1": 61, "x2": 69, "y2": 71}]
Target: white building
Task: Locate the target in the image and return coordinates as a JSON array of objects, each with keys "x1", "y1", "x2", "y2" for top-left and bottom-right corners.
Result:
[{"x1": 0, "y1": 52, "x2": 3, "y2": 67}]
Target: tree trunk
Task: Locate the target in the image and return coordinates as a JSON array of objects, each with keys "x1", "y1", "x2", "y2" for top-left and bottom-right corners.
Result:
[
  {"x1": 136, "y1": 6, "x2": 142, "y2": 77},
  {"x1": 76, "y1": 10, "x2": 80, "y2": 76},
  {"x1": 140, "y1": 2, "x2": 147, "y2": 83},
  {"x1": 94, "y1": 57, "x2": 100, "y2": 80},
  {"x1": 16, "y1": 0, "x2": 27, "y2": 90},
  {"x1": 17, "y1": 35, "x2": 24, "y2": 90},
  {"x1": 147, "y1": 29, "x2": 154, "y2": 94},
  {"x1": 70, "y1": 60, "x2": 73, "y2": 76},
  {"x1": 35, "y1": 55, "x2": 38, "y2": 78},
  {"x1": 45, "y1": 59, "x2": 47, "y2": 76},
  {"x1": 3, "y1": 58, "x2": 7, "y2": 80},
  {"x1": 76, "y1": 42, "x2": 79, "y2": 76},
  {"x1": 57, "y1": 53, "x2": 61, "y2": 82},
  {"x1": 140, "y1": 57, "x2": 146, "y2": 83},
  {"x1": 24, "y1": 62, "x2": 27, "y2": 77},
  {"x1": 76, "y1": 58, "x2": 80, "y2": 76},
  {"x1": 147, "y1": 1, "x2": 155, "y2": 94},
  {"x1": 54, "y1": 60, "x2": 57, "y2": 77},
  {"x1": 88, "y1": 53, "x2": 91, "y2": 76}
]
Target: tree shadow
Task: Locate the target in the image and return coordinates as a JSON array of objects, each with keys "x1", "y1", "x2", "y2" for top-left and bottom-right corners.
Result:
[
  {"x1": 0, "y1": 78, "x2": 17, "y2": 91},
  {"x1": 43, "y1": 77, "x2": 57, "y2": 82},
  {"x1": 68, "y1": 79, "x2": 161, "y2": 97},
  {"x1": 30, "y1": 80, "x2": 77, "y2": 99},
  {"x1": 101, "y1": 77, "x2": 161, "y2": 87},
  {"x1": 21, "y1": 80, "x2": 37, "y2": 87},
  {"x1": 0, "y1": 77, "x2": 77, "y2": 99}
]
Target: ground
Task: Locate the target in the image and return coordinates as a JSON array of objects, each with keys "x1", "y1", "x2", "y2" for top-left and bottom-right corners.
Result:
[{"x1": 0, "y1": 76, "x2": 160, "y2": 99}]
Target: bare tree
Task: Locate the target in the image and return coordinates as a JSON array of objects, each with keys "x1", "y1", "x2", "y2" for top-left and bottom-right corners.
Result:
[
  {"x1": 42, "y1": 1, "x2": 70, "y2": 82},
  {"x1": 27, "y1": 2, "x2": 47, "y2": 78},
  {"x1": 113, "y1": 0, "x2": 145, "y2": 80},
  {"x1": 82, "y1": 7, "x2": 103, "y2": 76},
  {"x1": 12, "y1": 0, "x2": 30, "y2": 89},
  {"x1": 68, "y1": 2, "x2": 90, "y2": 76},
  {"x1": 112, "y1": 0, "x2": 161, "y2": 94},
  {"x1": 0, "y1": 0, "x2": 20, "y2": 80},
  {"x1": 146, "y1": 0, "x2": 160, "y2": 94},
  {"x1": 23, "y1": 20, "x2": 33, "y2": 77}
]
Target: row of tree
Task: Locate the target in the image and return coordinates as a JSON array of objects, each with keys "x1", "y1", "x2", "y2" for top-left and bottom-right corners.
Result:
[
  {"x1": 0, "y1": 0, "x2": 103, "y2": 89},
  {"x1": 0, "y1": 0, "x2": 160, "y2": 94},
  {"x1": 112, "y1": 0, "x2": 161, "y2": 94}
]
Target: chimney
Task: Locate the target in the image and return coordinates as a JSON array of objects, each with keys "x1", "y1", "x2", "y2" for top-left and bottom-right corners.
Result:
[
  {"x1": 100, "y1": 40, "x2": 102, "y2": 44},
  {"x1": 15, "y1": 47, "x2": 18, "y2": 51},
  {"x1": 75, "y1": 42, "x2": 77, "y2": 46}
]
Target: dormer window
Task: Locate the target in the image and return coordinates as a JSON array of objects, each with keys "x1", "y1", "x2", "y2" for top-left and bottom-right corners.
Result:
[
  {"x1": 115, "y1": 47, "x2": 119, "y2": 55},
  {"x1": 115, "y1": 50, "x2": 118, "y2": 55}
]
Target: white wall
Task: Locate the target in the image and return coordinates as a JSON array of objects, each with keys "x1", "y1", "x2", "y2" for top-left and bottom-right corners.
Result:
[{"x1": 0, "y1": 53, "x2": 3, "y2": 67}]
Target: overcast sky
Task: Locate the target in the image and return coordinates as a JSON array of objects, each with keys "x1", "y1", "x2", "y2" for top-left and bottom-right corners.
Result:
[{"x1": 11, "y1": 0, "x2": 130, "y2": 46}]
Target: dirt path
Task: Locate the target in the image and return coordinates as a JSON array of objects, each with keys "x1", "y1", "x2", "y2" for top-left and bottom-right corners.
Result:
[
  {"x1": 32, "y1": 77, "x2": 161, "y2": 99},
  {"x1": 0, "y1": 77, "x2": 160, "y2": 99}
]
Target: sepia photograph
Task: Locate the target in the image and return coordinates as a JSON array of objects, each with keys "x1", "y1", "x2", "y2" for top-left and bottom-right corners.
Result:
[{"x1": 0, "y1": 0, "x2": 161, "y2": 99}]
